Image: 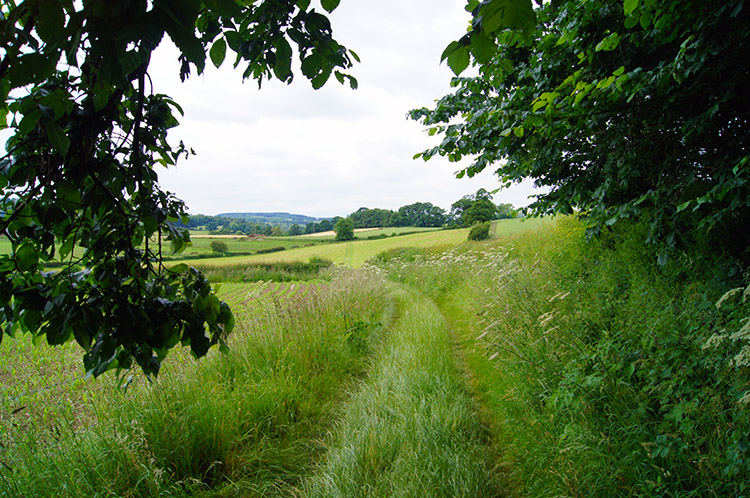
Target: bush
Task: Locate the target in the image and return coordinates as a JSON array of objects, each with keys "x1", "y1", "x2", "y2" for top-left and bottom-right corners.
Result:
[
  {"x1": 467, "y1": 222, "x2": 490, "y2": 241},
  {"x1": 209, "y1": 240, "x2": 229, "y2": 253},
  {"x1": 256, "y1": 246, "x2": 285, "y2": 255}
]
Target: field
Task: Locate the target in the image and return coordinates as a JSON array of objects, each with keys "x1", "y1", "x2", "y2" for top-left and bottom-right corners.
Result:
[
  {"x1": 298, "y1": 225, "x2": 442, "y2": 240},
  {"x1": 3, "y1": 216, "x2": 746, "y2": 497},
  {"x1": 176, "y1": 218, "x2": 549, "y2": 268}
]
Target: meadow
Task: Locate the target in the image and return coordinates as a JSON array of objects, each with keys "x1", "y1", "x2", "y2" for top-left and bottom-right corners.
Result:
[{"x1": 2, "y1": 215, "x2": 747, "y2": 497}]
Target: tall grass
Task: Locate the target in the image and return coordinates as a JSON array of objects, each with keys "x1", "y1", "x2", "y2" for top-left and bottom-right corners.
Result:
[
  {"x1": 302, "y1": 286, "x2": 503, "y2": 498},
  {"x1": 1, "y1": 269, "x2": 392, "y2": 497},
  {"x1": 370, "y1": 217, "x2": 750, "y2": 497}
]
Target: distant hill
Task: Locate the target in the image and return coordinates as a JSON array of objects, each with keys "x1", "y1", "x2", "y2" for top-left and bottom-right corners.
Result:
[{"x1": 216, "y1": 212, "x2": 329, "y2": 225}]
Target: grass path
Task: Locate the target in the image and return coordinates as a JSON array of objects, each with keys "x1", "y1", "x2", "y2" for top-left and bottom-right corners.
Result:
[{"x1": 300, "y1": 285, "x2": 504, "y2": 497}]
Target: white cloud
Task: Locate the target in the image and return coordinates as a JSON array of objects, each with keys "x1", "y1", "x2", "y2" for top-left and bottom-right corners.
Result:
[{"x1": 148, "y1": 0, "x2": 544, "y2": 217}]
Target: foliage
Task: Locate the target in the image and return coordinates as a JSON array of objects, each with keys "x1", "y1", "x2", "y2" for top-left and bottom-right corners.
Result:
[
  {"x1": 413, "y1": 0, "x2": 750, "y2": 258},
  {"x1": 348, "y1": 206, "x2": 395, "y2": 228},
  {"x1": 0, "y1": 0, "x2": 358, "y2": 376},
  {"x1": 391, "y1": 201, "x2": 447, "y2": 227},
  {"x1": 372, "y1": 218, "x2": 750, "y2": 497},
  {"x1": 334, "y1": 217, "x2": 355, "y2": 241},
  {"x1": 209, "y1": 240, "x2": 228, "y2": 254},
  {"x1": 467, "y1": 221, "x2": 491, "y2": 241}
]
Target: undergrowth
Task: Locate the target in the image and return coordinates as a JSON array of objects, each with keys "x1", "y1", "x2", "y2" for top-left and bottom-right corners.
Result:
[
  {"x1": 0, "y1": 269, "x2": 391, "y2": 497},
  {"x1": 369, "y1": 217, "x2": 750, "y2": 497}
]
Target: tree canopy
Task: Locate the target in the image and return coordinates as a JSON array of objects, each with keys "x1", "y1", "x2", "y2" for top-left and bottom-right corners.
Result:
[
  {"x1": 333, "y1": 217, "x2": 354, "y2": 241},
  {"x1": 412, "y1": 0, "x2": 750, "y2": 259},
  {"x1": 0, "y1": 0, "x2": 358, "y2": 377}
]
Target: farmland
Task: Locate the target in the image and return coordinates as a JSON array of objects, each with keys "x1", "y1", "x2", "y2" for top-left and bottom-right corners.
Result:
[{"x1": 2, "y1": 217, "x2": 749, "y2": 497}]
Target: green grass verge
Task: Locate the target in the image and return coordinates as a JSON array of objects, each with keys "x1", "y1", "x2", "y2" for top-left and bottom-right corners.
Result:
[{"x1": 302, "y1": 285, "x2": 503, "y2": 497}]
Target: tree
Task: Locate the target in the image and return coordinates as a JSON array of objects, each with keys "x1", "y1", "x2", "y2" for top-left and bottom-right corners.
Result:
[
  {"x1": 450, "y1": 189, "x2": 504, "y2": 226},
  {"x1": 288, "y1": 224, "x2": 303, "y2": 236},
  {"x1": 412, "y1": 0, "x2": 750, "y2": 258},
  {"x1": 318, "y1": 218, "x2": 333, "y2": 232},
  {"x1": 464, "y1": 198, "x2": 497, "y2": 226},
  {"x1": 393, "y1": 202, "x2": 447, "y2": 227},
  {"x1": 496, "y1": 203, "x2": 515, "y2": 220},
  {"x1": 0, "y1": 0, "x2": 359, "y2": 377},
  {"x1": 334, "y1": 217, "x2": 355, "y2": 241}
]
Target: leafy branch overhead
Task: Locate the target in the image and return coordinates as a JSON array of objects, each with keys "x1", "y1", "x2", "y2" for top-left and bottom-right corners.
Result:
[
  {"x1": 417, "y1": 0, "x2": 750, "y2": 259},
  {"x1": 0, "y1": 0, "x2": 359, "y2": 378}
]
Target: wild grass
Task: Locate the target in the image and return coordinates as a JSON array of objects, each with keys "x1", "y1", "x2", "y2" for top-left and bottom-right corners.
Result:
[
  {"x1": 370, "y1": 216, "x2": 750, "y2": 498},
  {"x1": 302, "y1": 285, "x2": 503, "y2": 497},
  {"x1": 191, "y1": 257, "x2": 333, "y2": 283},
  {"x1": 1, "y1": 269, "x2": 392, "y2": 497}
]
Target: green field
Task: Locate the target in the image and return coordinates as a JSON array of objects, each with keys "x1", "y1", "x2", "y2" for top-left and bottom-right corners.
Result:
[{"x1": 176, "y1": 218, "x2": 549, "y2": 267}]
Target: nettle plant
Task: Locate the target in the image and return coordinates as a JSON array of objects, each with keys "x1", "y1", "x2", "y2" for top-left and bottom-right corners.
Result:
[{"x1": 0, "y1": 0, "x2": 358, "y2": 377}]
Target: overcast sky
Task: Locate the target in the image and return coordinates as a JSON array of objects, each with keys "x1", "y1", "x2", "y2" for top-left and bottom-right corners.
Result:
[{"x1": 139, "y1": 1, "x2": 540, "y2": 217}]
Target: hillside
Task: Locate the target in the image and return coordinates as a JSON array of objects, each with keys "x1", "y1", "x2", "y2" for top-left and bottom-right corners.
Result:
[{"x1": 216, "y1": 212, "x2": 329, "y2": 225}]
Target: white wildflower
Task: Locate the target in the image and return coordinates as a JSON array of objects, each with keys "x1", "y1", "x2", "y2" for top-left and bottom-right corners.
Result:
[
  {"x1": 729, "y1": 318, "x2": 750, "y2": 341},
  {"x1": 730, "y1": 345, "x2": 750, "y2": 368},
  {"x1": 702, "y1": 332, "x2": 728, "y2": 350},
  {"x1": 538, "y1": 311, "x2": 555, "y2": 327},
  {"x1": 715, "y1": 287, "x2": 744, "y2": 309},
  {"x1": 549, "y1": 291, "x2": 571, "y2": 302}
]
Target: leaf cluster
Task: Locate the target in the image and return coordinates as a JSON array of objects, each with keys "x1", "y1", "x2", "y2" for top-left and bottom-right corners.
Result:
[
  {"x1": 414, "y1": 0, "x2": 750, "y2": 260},
  {"x1": 0, "y1": 0, "x2": 358, "y2": 377}
]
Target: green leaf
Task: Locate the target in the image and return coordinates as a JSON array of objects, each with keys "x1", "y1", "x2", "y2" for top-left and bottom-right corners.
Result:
[
  {"x1": 513, "y1": 126, "x2": 524, "y2": 138},
  {"x1": 34, "y1": 0, "x2": 66, "y2": 44},
  {"x1": 480, "y1": 0, "x2": 536, "y2": 33},
  {"x1": 273, "y1": 37, "x2": 293, "y2": 81},
  {"x1": 441, "y1": 40, "x2": 463, "y2": 63},
  {"x1": 470, "y1": 31, "x2": 497, "y2": 64},
  {"x1": 209, "y1": 38, "x2": 227, "y2": 68},
  {"x1": 301, "y1": 52, "x2": 324, "y2": 79},
  {"x1": 447, "y1": 45, "x2": 471, "y2": 76},
  {"x1": 623, "y1": 0, "x2": 639, "y2": 16},
  {"x1": 18, "y1": 109, "x2": 41, "y2": 135},
  {"x1": 15, "y1": 242, "x2": 39, "y2": 271},
  {"x1": 321, "y1": 0, "x2": 340, "y2": 13},
  {"x1": 595, "y1": 32, "x2": 621, "y2": 52},
  {"x1": 45, "y1": 122, "x2": 71, "y2": 157}
]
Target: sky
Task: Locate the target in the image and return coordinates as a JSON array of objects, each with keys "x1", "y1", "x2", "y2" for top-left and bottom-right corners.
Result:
[{"x1": 134, "y1": 1, "x2": 541, "y2": 218}]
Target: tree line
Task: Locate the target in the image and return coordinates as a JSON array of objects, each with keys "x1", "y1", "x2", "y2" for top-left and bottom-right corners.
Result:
[{"x1": 183, "y1": 189, "x2": 515, "y2": 238}]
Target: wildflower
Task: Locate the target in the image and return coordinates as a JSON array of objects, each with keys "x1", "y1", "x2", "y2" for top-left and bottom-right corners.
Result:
[{"x1": 715, "y1": 287, "x2": 744, "y2": 309}]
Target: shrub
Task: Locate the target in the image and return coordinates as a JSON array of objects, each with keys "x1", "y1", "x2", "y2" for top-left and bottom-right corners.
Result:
[
  {"x1": 467, "y1": 222, "x2": 490, "y2": 241},
  {"x1": 209, "y1": 240, "x2": 229, "y2": 253}
]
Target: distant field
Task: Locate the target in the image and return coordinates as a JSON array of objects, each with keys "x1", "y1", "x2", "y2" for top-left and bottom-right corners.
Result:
[
  {"x1": 300, "y1": 226, "x2": 441, "y2": 240},
  {"x1": 0, "y1": 234, "x2": 326, "y2": 260},
  {"x1": 176, "y1": 218, "x2": 551, "y2": 268},
  {"x1": 0, "y1": 218, "x2": 549, "y2": 265}
]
